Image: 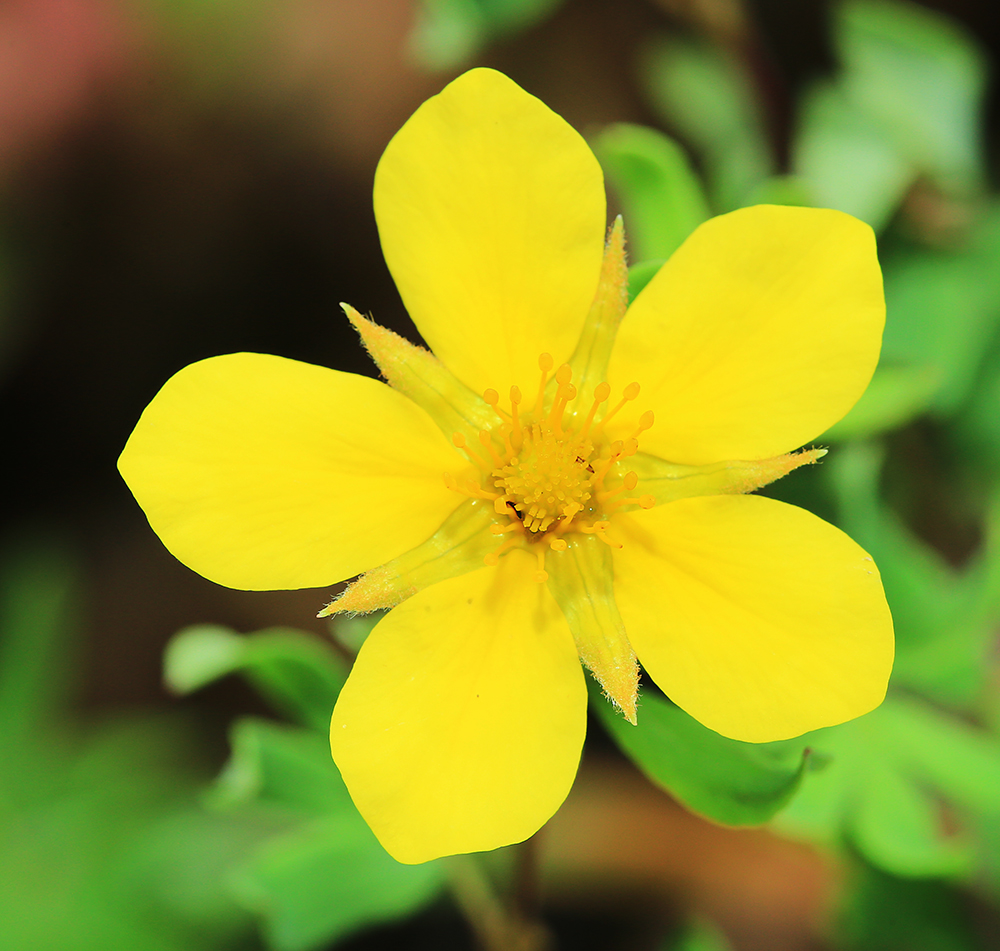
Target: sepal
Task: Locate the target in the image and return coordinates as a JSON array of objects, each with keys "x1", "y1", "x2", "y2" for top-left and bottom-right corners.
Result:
[
  {"x1": 629, "y1": 448, "x2": 826, "y2": 506},
  {"x1": 320, "y1": 498, "x2": 496, "y2": 615},
  {"x1": 546, "y1": 534, "x2": 638, "y2": 723},
  {"x1": 343, "y1": 304, "x2": 495, "y2": 443}
]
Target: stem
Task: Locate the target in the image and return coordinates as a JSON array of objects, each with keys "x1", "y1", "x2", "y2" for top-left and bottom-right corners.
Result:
[{"x1": 446, "y1": 849, "x2": 552, "y2": 951}]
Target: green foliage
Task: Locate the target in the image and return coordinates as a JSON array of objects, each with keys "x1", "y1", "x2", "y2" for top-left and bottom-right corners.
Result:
[
  {"x1": 592, "y1": 680, "x2": 809, "y2": 826},
  {"x1": 167, "y1": 623, "x2": 449, "y2": 951},
  {"x1": 409, "y1": 0, "x2": 564, "y2": 69},
  {"x1": 0, "y1": 539, "x2": 255, "y2": 951},
  {"x1": 825, "y1": 444, "x2": 1000, "y2": 707},
  {"x1": 165, "y1": 624, "x2": 348, "y2": 732},
  {"x1": 793, "y1": 0, "x2": 986, "y2": 230},
  {"x1": 642, "y1": 34, "x2": 772, "y2": 211},
  {"x1": 593, "y1": 123, "x2": 710, "y2": 263},
  {"x1": 777, "y1": 694, "x2": 1000, "y2": 879}
]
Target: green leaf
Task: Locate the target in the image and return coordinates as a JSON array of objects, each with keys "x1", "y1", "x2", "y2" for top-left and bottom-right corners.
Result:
[
  {"x1": 667, "y1": 920, "x2": 734, "y2": 951},
  {"x1": 230, "y1": 815, "x2": 446, "y2": 951},
  {"x1": 835, "y1": 0, "x2": 987, "y2": 194},
  {"x1": 880, "y1": 247, "x2": 1000, "y2": 417},
  {"x1": 593, "y1": 123, "x2": 710, "y2": 262},
  {"x1": 209, "y1": 718, "x2": 352, "y2": 814},
  {"x1": 593, "y1": 682, "x2": 808, "y2": 825},
  {"x1": 627, "y1": 259, "x2": 664, "y2": 304},
  {"x1": 825, "y1": 444, "x2": 1000, "y2": 705},
  {"x1": 0, "y1": 537, "x2": 77, "y2": 750},
  {"x1": 821, "y1": 364, "x2": 941, "y2": 440},
  {"x1": 850, "y1": 751, "x2": 968, "y2": 878},
  {"x1": 409, "y1": 0, "x2": 563, "y2": 69},
  {"x1": 642, "y1": 35, "x2": 772, "y2": 211},
  {"x1": 164, "y1": 625, "x2": 347, "y2": 732},
  {"x1": 793, "y1": 79, "x2": 914, "y2": 231}
]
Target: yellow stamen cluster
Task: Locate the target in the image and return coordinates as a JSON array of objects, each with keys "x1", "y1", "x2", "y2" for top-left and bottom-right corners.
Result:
[{"x1": 447, "y1": 354, "x2": 655, "y2": 581}]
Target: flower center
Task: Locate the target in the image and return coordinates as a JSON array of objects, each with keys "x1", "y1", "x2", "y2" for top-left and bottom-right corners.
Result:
[{"x1": 446, "y1": 353, "x2": 654, "y2": 581}]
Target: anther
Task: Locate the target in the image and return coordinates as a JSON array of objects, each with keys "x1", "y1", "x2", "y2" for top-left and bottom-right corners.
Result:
[
  {"x1": 534, "y1": 546, "x2": 548, "y2": 583},
  {"x1": 452, "y1": 431, "x2": 491, "y2": 472},
  {"x1": 509, "y1": 386, "x2": 523, "y2": 448},
  {"x1": 596, "y1": 382, "x2": 641, "y2": 433},
  {"x1": 548, "y1": 538, "x2": 568, "y2": 552},
  {"x1": 579, "y1": 381, "x2": 611, "y2": 440},
  {"x1": 633, "y1": 410, "x2": 654, "y2": 437}
]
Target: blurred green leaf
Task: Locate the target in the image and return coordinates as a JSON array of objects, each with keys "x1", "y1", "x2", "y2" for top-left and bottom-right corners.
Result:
[
  {"x1": 880, "y1": 233, "x2": 1000, "y2": 417},
  {"x1": 210, "y1": 718, "x2": 351, "y2": 814},
  {"x1": 825, "y1": 443, "x2": 1000, "y2": 705},
  {"x1": 593, "y1": 123, "x2": 710, "y2": 262},
  {"x1": 836, "y1": 0, "x2": 986, "y2": 194},
  {"x1": 165, "y1": 625, "x2": 347, "y2": 732},
  {"x1": 643, "y1": 35, "x2": 772, "y2": 211},
  {"x1": 0, "y1": 538, "x2": 76, "y2": 753},
  {"x1": 593, "y1": 681, "x2": 808, "y2": 826},
  {"x1": 836, "y1": 862, "x2": 979, "y2": 951},
  {"x1": 627, "y1": 259, "x2": 664, "y2": 304},
  {"x1": 409, "y1": 0, "x2": 563, "y2": 69},
  {"x1": 667, "y1": 920, "x2": 734, "y2": 951},
  {"x1": 793, "y1": 80, "x2": 914, "y2": 231},
  {"x1": 231, "y1": 814, "x2": 447, "y2": 951},
  {"x1": 207, "y1": 716, "x2": 448, "y2": 950},
  {"x1": 777, "y1": 694, "x2": 1000, "y2": 878},
  {"x1": 822, "y1": 364, "x2": 942, "y2": 440}
]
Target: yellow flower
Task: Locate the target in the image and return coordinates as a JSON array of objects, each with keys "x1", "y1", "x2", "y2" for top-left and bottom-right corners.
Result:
[{"x1": 119, "y1": 68, "x2": 893, "y2": 865}]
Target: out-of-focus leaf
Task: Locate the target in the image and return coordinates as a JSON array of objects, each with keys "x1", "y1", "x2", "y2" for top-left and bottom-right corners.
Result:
[
  {"x1": 835, "y1": 0, "x2": 986, "y2": 195},
  {"x1": 409, "y1": 0, "x2": 563, "y2": 69},
  {"x1": 230, "y1": 814, "x2": 447, "y2": 951},
  {"x1": 743, "y1": 175, "x2": 813, "y2": 208},
  {"x1": 329, "y1": 613, "x2": 381, "y2": 654},
  {"x1": 793, "y1": 80, "x2": 913, "y2": 231},
  {"x1": 821, "y1": 364, "x2": 941, "y2": 440},
  {"x1": 837, "y1": 863, "x2": 979, "y2": 951},
  {"x1": 825, "y1": 443, "x2": 1000, "y2": 705},
  {"x1": 0, "y1": 538, "x2": 76, "y2": 752},
  {"x1": 165, "y1": 625, "x2": 347, "y2": 732},
  {"x1": 627, "y1": 259, "x2": 665, "y2": 304},
  {"x1": 593, "y1": 681, "x2": 808, "y2": 826},
  {"x1": 593, "y1": 123, "x2": 710, "y2": 262},
  {"x1": 851, "y1": 750, "x2": 968, "y2": 878},
  {"x1": 209, "y1": 718, "x2": 351, "y2": 814},
  {"x1": 880, "y1": 242, "x2": 1000, "y2": 416},
  {"x1": 667, "y1": 920, "x2": 734, "y2": 951},
  {"x1": 643, "y1": 35, "x2": 772, "y2": 211},
  {"x1": 777, "y1": 694, "x2": 1000, "y2": 878}
]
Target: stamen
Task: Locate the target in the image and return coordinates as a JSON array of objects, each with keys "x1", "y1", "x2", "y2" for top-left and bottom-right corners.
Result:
[
  {"x1": 579, "y1": 382, "x2": 611, "y2": 441},
  {"x1": 533, "y1": 353, "x2": 554, "y2": 419},
  {"x1": 596, "y1": 382, "x2": 640, "y2": 434},
  {"x1": 548, "y1": 364, "x2": 574, "y2": 432},
  {"x1": 632, "y1": 410, "x2": 654, "y2": 439},
  {"x1": 483, "y1": 388, "x2": 511, "y2": 424},
  {"x1": 484, "y1": 536, "x2": 520, "y2": 566},
  {"x1": 452, "y1": 431, "x2": 491, "y2": 472},
  {"x1": 534, "y1": 546, "x2": 548, "y2": 583},
  {"x1": 509, "y1": 386, "x2": 522, "y2": 449},
  {"x1": 478, "y1": 430, "x2": 504, "y2": 467}
]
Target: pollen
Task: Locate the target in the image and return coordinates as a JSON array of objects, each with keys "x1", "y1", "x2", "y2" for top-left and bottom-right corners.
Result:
[{"x1": 445, "y1": 355, "x2": 653, "y2": 579}]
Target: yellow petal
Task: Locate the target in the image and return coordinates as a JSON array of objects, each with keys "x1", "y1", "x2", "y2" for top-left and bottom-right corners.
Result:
[
  {"x1": 609, "y1": 205, "x2": 884, "y2": 465},
  {"x1": 118, "y1": 353, "x2": 461, "y2": 590},
  {"x1": 613, "y1": 495, "x2": 893, "y2": 742},
  {"x1": 331, "y1": 550, "x2": 586, "y2": 864},
  {"x1": 374, "y1": 68, "x2": 606, "y2": 397}
]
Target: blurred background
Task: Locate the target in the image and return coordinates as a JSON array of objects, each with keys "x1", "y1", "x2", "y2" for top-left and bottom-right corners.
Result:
[{"x1": 3, "y1": 1, "x2": 1000, "y2": 949}]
